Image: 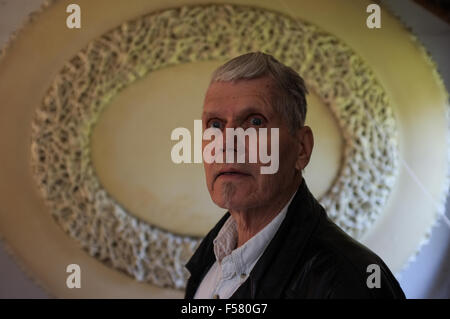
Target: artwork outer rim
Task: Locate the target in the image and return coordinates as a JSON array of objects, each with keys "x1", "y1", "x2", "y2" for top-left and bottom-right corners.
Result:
[{"x1": 0, "y1": 0, "x2": 448, "y2": 295}]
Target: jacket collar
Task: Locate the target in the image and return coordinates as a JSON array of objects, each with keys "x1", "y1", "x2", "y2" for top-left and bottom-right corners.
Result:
[
  {"x1": 184, "y1": 210, "x2": 230, "y2": 298},
  {"x1": 232, "y1": 178, "x2": 323, "y2": 298},
  {"x1": 185, "y1": 179, "x2": 323, "y2": 299}
]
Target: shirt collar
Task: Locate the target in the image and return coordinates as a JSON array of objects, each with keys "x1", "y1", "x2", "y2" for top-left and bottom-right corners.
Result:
[{"x1": 212, "y1": 190, "x2": 297, "y2": 277}]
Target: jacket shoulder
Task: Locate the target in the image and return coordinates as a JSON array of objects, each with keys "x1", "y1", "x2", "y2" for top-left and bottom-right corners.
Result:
[{"x1": 286, "y1": 211, "x2": 405, "y2": 299}]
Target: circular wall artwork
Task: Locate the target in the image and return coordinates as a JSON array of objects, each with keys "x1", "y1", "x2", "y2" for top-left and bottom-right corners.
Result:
[{"x1": 0, "y1": 0, "x2": 448, "y2": 298}]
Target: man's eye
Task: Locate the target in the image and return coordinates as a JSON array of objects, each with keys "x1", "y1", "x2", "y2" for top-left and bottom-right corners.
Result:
[
  {"x1": 250, "y1": 117, "x2": 263, "y2": 126},
  {"x1": 209, "y1": 120, "x2": 222, "y2": 129}
]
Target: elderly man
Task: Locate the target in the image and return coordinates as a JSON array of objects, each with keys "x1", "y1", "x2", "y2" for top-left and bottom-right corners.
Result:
[{"x1": 184, "y1": 52, "x2": 405, "y2": 299}]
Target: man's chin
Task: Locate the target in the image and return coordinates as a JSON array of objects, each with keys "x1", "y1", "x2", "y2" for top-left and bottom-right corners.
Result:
[
  {"x1": 210, "y1": 181, "x2": 253, "y2": 209},
  {"x1": 212, "y1": 194, "x2": 252, "y2": 211}
]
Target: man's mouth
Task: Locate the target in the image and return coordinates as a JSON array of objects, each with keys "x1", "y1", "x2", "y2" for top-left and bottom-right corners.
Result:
[{"x1": 215, "y1": 169, "x2": 251, "y2": 181}]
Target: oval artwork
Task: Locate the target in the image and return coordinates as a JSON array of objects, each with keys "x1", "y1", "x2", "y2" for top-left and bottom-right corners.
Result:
[
  {"x1": 90, "y1": 61, "x2": 343, "y2": 237},
  {"x1": 29, "y1": 3, "x2": 400, "y2": 290}
]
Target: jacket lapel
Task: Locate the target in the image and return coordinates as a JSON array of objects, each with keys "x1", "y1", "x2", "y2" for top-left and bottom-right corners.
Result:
[
  {"x1": 230, "y1": 179, "x2": 323, "y2": 299},
  {"x1": 185, "y1": 179, "x2": 323, "y2": 299},
  {"x1": 184, "y1": 211, "x2": 230, "y2": 298}
]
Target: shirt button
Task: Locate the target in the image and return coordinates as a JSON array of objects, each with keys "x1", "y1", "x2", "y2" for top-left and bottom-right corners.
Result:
[
  {"x1": 213, "y1": 294, "x2": 220, "y2": 299},
  {"x1": 240, "y1": 273, "x2": 247, "y2": 279}
]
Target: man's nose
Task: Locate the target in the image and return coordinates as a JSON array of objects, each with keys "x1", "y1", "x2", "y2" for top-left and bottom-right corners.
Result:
[
  {"x1": 221, "y1": 124, "x2": 251, "y2": 164},
  {"x1": 221, "y1": 124, "x2": 238, "y2": 154}
]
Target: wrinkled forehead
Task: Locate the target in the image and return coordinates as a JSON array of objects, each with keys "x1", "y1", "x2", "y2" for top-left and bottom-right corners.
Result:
[{"x1": 202, "y1": 77, "x2": 278, "y2": 119}]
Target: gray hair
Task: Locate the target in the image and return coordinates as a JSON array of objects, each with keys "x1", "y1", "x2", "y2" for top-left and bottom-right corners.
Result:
[{"x1": 210, "y1": 52, "x2": 308, "y2": 133}]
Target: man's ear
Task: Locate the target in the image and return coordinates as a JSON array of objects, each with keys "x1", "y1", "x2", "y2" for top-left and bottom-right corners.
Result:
[{"x1": 295, "y1": 125, "x2": 314, "y2": 171}]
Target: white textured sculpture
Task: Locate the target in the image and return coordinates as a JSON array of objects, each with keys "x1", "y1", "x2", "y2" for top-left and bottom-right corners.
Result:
[{"x1": 30, "y1": 4, "x2": 399, "y2": 289}]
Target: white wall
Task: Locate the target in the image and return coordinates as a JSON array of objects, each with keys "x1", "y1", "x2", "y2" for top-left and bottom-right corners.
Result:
[
  {"x1": 0, "y1": 0, "x2": 51, "y2": 299},
  {"x1": 379, "y1": 0, "x2": 450, "y2": 298},
  {"x1": 0, "y1": 0, "x2": 448, "y2": 298}
]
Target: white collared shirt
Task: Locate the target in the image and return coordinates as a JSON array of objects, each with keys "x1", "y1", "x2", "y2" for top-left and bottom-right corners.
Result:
[{"x1": 194, "y1": 191, "x2": 296, "y2": 299}]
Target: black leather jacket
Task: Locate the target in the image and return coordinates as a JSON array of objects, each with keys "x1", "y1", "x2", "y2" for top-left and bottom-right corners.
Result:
[{"x1": 184, "y1": 179, "x2": 406, "y2": 299}]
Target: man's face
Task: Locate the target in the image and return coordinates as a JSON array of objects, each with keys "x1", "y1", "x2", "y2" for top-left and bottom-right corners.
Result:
[{"x1": 202, "y1": 76, "x2": 301, "y2": 211}]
